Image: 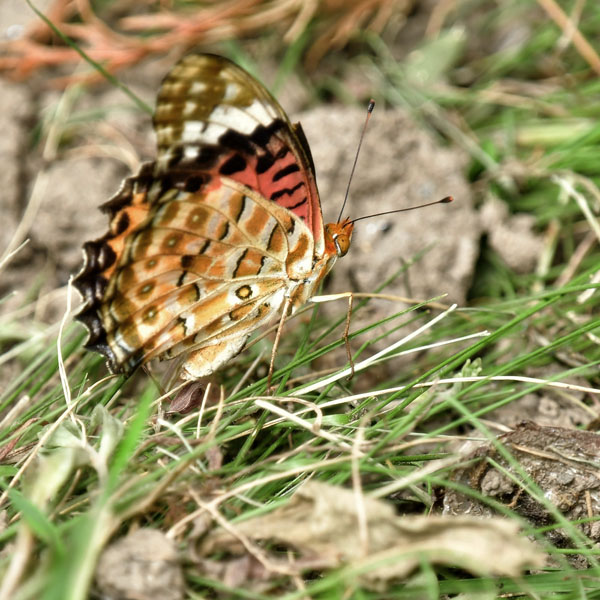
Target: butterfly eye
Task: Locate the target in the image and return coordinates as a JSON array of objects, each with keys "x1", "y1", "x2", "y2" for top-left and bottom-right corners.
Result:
[{"x1": 333, "y1": 234, "x2": 351, "y2": 257}]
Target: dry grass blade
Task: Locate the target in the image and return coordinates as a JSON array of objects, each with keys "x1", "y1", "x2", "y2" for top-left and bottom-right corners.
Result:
[{"x1": 2, "y1": 0, "x2": 411, "y2": 83}]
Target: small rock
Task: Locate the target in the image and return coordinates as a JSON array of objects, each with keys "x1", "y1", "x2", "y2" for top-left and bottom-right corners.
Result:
[{"x1": 96, "y1": 528, "x2": 184, "y2": 600}]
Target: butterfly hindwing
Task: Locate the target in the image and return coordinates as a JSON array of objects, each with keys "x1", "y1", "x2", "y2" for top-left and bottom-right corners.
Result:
[{"x1": 75, "y1": 174, "x2": 315, "y2": 376}]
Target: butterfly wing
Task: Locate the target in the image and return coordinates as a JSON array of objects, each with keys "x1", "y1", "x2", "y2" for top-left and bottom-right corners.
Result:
[
  {"x1": 74, "y1": 55, "x2": 324, "y2": 377},
  {"x1": 154, "y1": 54, "x2": 325, "y2": 255}
]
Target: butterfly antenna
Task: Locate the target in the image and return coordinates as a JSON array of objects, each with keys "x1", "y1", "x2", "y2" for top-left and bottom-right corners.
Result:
[
  {"x1": 351, "y1": 196, "x2": 454, "y2": 225},
  {"x1": 337, "y1": 99, "x2": 375, "y2": 224}
]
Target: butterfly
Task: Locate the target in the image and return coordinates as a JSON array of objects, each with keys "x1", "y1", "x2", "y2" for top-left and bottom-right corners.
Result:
[{"x1": 74, "y1": 53, "x2": 354, "y2": 381}]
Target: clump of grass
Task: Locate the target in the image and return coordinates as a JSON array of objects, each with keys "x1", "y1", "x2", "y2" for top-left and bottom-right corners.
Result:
[{"x1": 1, "y1": 278, "x2": 598, "y2": 597}]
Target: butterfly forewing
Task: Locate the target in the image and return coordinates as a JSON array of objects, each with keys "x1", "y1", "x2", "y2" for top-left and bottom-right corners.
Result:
[{"x1": 154, "y1": 54, "x2": 324, "y2": 253}]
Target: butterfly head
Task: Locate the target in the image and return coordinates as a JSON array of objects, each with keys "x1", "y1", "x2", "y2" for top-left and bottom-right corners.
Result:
[{"x1": 325, "y1": 218, "x2": 354, "y2": 258}]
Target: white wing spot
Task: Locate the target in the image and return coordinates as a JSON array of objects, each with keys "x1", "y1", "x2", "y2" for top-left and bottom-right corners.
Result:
[
  {"x1": 182, "y1": 121, "x2": 204, "y2": 141},
  {"x1": 183, "y1": 146, "x2": 200, "y2": 159},
  {"x1": 181, "y1": 121, "x2": 229, "y2": 145},
  {"x1": 183, "y1": 101, "x2": 198, "y2": 116},
  {"x1": 189, "y1": 81, "x2": 207, "y2": 95},
  {"x1": 210, "y1": 105, "x2": 257, "y2": 135},
  {"x1": 184, "y1": 313, "x2": 196, "y2": 332},
  {"x1": 223, "y1": 83, "x2": 239, "y2": 101},
  {"x1": 246, "y1": 99, "x2": 276, "y2": 124}
]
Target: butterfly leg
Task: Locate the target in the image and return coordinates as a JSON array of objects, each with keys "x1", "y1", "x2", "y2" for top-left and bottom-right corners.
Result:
[
  {"x1": 311, "y1": 291, "x2": 356, "y2": 380},
  {"x1": 343, "y1": 292, "x2": 355, "y2": 381},
  {"x1": 268, "y1": 295, "x2": 293, "y2": 392},
  {"x1": 142, "y1": 364, "x2": 166, "y2": 397}
]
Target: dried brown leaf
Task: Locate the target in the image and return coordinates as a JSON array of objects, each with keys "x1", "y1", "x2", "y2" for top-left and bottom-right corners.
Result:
[
  {"x1": 1, "y1": 0, "x2": 413, "y2": 82},
  {"x1": 167, "y1": 381, "x2": 205, "y2": 414},
  {"x1": 201, "y1": 481, "x2": 544, "y2": 583}
]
